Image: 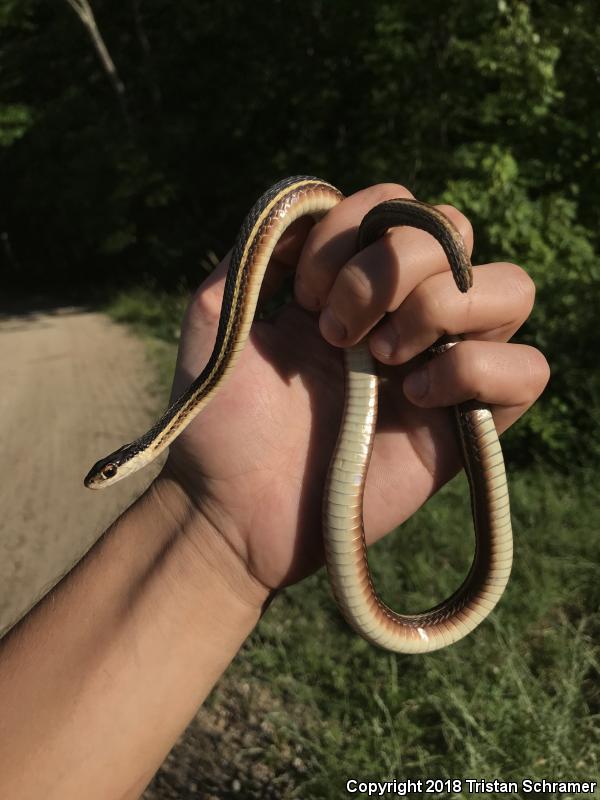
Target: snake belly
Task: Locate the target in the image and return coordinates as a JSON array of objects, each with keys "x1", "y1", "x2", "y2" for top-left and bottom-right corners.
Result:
[
  {"x1": 324, "y1": 199, "x2": 512, "y2": 653},
  {"x1": 84, "y1": 176, "x2": 513, "y2": 654}
]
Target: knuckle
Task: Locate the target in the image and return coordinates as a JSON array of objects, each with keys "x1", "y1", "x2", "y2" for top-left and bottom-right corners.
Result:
[
  {"x1": 369, "y1": 182, "x2": 414, "y2": 205},
  {"x1": 377, "y1": 229, "x2": 399, "y2": 273},
  {"x1": 190, "y1": 285, "x2": 223, "y2": 325},
  {"x1": 294, "y1": 273, "x2": 322, "y2": 310},
  {"x1": 523, "y1": 345, "x2": 551, "y2": 394},
  {"x1": 446, "y1": 341, "x2": 484, "y2": 394},
  {"x1": 411, "y1": 280, "x2": 445, "y2": 331},
  {"x1": 378, "y1": 228, "x2": 409, "y2": 284},
  {"x1": 453, "y1": 344, "x2": 479, "y2": 389},
  {"x1": 341, "y1": 263, "x2": 375, "y2": 306},
  {"x1": 426, "y1": 343, "x2": 461, "y2": 400},
  {"x1": 502, "y1": 262, "x2": 536, "y2": 311}
]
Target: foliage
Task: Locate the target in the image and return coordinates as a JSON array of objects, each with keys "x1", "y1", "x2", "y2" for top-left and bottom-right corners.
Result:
[
  {"x1": 106, "y1": 281, "x2": 188, "y2": 343},
  {"x1": 1, "y1": 0, "x2": 598, "y2": 467}
]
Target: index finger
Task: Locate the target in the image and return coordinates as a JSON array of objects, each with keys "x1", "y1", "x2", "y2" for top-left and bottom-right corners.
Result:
[{"x1": 294, "y1": 183, "x2": 415, "y2": 311}]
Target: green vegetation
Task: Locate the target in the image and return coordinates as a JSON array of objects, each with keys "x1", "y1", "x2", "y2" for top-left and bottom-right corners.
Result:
[
  {"x1": 3, "y1": 0, "x2": 599, "y2": 796},
  {"x1": 233, "y1": 471, "x2": 599, "y2": 797},
  {"x1": 104, "y1": 285, "x2": 182, "y2": 399},
  {"x1": 106, "y1": 283, "x2": 188, "y2": 345}
]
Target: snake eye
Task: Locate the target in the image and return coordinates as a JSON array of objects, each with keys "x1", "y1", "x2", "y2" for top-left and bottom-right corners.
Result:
[{"x1": 102, "y1": 464, "x2": 117, "y2": 479}]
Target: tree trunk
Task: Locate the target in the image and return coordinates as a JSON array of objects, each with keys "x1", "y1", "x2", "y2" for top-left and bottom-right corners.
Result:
[{"x1": 65, "y1": 0, "x2": 133, "y2": 134}]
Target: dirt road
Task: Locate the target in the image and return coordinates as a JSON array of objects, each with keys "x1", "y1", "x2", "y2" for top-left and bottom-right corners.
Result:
[{"x1": 0, "y1": 306, "x2": 165, "y2": 633}]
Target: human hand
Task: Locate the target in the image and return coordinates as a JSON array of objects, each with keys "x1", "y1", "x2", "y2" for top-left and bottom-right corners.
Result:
[{"x1": 159, "y1": 183, "x2": 549, "y2": 604}]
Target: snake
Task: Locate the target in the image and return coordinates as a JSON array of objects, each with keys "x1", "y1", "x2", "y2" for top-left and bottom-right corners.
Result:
[{"x1": 85, "y1": 175, "x2": 513, "y2": 654}]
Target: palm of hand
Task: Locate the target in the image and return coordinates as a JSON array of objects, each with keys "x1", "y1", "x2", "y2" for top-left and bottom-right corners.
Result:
[{"x1": 165, "y1": 299, "x2": 460, "y2": 591}]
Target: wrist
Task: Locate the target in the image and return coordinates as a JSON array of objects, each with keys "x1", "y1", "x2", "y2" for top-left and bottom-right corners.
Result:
[{"x1": 148, "y1": 467, "x2": 272, "y2": 616}]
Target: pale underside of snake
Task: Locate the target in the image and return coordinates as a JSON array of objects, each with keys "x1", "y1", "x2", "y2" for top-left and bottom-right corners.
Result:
[{"x1": 85, "y1": 176, "x2": 513, "y2": 654}]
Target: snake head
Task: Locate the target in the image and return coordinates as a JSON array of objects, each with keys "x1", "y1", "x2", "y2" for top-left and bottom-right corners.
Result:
[{"x1": 84, "y1": 444, "x2": 136, "y2": 489}]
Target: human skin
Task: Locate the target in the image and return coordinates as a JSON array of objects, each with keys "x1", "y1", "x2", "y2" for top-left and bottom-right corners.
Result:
[{"x1": 0, "y1": 184, "x2": 549, "y2": 799}]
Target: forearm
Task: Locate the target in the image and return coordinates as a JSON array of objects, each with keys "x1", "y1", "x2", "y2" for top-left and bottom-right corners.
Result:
[{"x1": 0, "y1": 473, "x2": 268, "y2": 800}]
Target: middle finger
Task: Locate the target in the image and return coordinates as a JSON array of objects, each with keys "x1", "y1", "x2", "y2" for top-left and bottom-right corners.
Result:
[{"x1": 312, "y1": 199, "x2": 473, "y2": 346}]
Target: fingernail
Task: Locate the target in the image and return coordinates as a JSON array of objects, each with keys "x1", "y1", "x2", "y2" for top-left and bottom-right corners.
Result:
[
  {"x1": 320, "y1": 307, "x2": 346, "y2": 344},
  {"x1": 404, "y1": 367, "x2": 429, "y2": 399},
  {"x1": 371, "y1": 329, "x2": 397, "y2": 360}
]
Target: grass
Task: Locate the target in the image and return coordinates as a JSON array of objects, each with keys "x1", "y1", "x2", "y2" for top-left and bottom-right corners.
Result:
[
  {"x1": 104, "y1": 284, "x2": 186, "y2": 395},
  {"x1": 228, "y1": 471, "x2": 599, "y2": 798},
  {"x1": 105, "y1": 288, "x2": 599, "y2": 799},
  {"x1": 105, "y1": 283, "x2": 188, "y2": 342}
]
